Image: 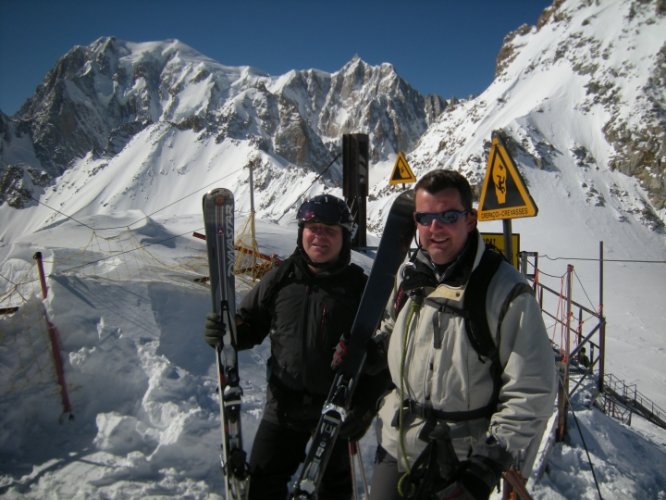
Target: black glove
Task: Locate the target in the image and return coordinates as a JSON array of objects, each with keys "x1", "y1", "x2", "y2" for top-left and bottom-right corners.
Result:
[
  {"x1": 330, "y1": 334, "x2": 348, "y2": 370},
  {"x1": 204, "y1": 312, "x2": 225, "y2": 348},
  {"x1": 339, "y1": 406, "x2": 375, "y2": 441},
  {"x1": 435, "y1": 456, "x2": 503, "y2": 500},
  {"x1": 332, "y1": 333, "x2": 389, "y2": 374}
]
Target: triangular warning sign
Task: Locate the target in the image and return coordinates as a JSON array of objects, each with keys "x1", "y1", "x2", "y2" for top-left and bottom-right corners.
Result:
[
  {"x1": 389, "y1": 152, "x2": 416, "y2": 185},
  {"x1": 477, "y1": 133, "x2": 538, "y2": 221}
]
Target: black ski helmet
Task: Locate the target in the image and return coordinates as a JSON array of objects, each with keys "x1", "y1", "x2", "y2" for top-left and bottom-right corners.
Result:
[
  {"x1": 297, "y1": 194, "x2": 356, "y2": 234},
  {"x1": 296, "y1": 194, "x2": 356, "y2": 267}
]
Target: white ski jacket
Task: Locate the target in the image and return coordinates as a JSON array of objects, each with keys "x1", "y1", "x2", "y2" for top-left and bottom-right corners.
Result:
[{"x1": 376, "y1": 234, "x2": 557, "y2": 475}]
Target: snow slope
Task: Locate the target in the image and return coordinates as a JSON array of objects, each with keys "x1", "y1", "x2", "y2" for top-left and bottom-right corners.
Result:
[{"x1": 1, "y1": 198, "x2": 665, "y2": 498}]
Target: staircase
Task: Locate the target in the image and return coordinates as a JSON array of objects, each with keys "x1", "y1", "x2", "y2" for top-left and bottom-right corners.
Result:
[{"x1": 596, "y1": 373, "x2": 666, "y2": 429}]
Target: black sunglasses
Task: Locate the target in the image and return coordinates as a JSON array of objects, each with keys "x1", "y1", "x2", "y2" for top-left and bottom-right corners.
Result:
[{"x1": 414, "y1": 209, "x2": 469, "y2": 226}]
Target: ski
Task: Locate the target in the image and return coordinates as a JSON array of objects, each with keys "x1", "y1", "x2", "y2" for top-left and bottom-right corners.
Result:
[
  {"x1": 290, "y1": 189, "x2": 416, "y2": 499},
  {"x1": 202, "y1": 188, "x2": 250, "y2": 500}
]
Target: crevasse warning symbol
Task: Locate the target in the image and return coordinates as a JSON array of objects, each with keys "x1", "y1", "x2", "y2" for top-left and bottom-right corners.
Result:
[
  {"x1": 389, "y1": 152, "x2": 416, "y2": 185},
  {"x1": 477, "y1": 133, "x2": 538, "y2": 221}
]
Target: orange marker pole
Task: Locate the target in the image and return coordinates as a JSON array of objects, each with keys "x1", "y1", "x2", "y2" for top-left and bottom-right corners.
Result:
[{"x1": 33, "y1": 252, "x2": 73, "y2": 420}]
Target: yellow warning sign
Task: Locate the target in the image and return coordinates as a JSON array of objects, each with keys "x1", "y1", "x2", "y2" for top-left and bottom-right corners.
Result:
[
  {"x1": 389, "y1": 152, "x2": 416, "y2": 185},
  {"x1": 477, "y1": 133, "x2": 538, "y2": 221},
  {"x1": 480, "y1": 232, "x2": 520, "y2": 269}
]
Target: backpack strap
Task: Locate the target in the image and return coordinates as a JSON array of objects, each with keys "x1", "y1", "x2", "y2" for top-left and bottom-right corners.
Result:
[
  {"x1": 463, "y1": 248, "x2": 534, "y2": 417},
  {"x1": 463, "y1": 249, "x2": 504, "y2": 360}
]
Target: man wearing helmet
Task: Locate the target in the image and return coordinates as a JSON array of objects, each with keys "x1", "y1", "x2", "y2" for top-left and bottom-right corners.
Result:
[
  {"x1": 205, "y1": 194, "x2": 381, "y2": 499},
  {"x1": 296, "y1": 194, "x2": 356, "y2": 271}
]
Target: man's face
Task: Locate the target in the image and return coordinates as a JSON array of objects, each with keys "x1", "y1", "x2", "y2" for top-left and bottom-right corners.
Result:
[
  {"x1": 415, "y1": 188, "x2": 476, "y2": 265},
  {"x1": 301, "y1": 223, "x2": 343, "y2": 264}
]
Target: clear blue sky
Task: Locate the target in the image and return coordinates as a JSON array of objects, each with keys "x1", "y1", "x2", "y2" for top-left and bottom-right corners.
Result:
[{"x1": 0, "y1": 0, "x2": 552, "y2": 116}]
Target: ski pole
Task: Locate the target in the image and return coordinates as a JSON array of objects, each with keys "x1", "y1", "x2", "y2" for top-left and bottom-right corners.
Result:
[
  {"x1": 348, "y1": 441, "x2": 359, "y2": 500},
  {"x1": 349, "y1": 440, "x2": 370, "y2": 498}
]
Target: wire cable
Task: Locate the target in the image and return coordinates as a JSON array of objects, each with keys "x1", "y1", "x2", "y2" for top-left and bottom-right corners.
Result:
[
  {"x1": 276, "y1": 152, "x2": 342, "y2": 222},
  {"x1": 541, "y1": 255, "x2": 666, "y2": 264},
  {"x1": 559, "y1": 372, "x2": 604, "y2": 500},
  {"x1": 19, "y1": 165, "x2": 245, "y2": 232},
  {"x1": 573, "y1": 269, "x2": 597, "y2": 311},
  {"x1": 57, "y1": 226, "x2": 203, "y2": 274}
]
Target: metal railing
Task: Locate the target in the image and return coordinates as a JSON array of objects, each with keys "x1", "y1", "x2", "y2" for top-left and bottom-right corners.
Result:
[
  {"x1": 600, "y1": 373, "x2": 666, "y2": 428},
  {"x1": 520, "y1": 249, "x2": 666, "y2": 431}
]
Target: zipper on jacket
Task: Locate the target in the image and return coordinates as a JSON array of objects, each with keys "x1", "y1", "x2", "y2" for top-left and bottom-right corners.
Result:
[
  {"x1": 319, "y1": 305, "x2": 328, "y2": 343},
  {"x1": 300, "y1": 284, "x2": 312, "y2": 360}
]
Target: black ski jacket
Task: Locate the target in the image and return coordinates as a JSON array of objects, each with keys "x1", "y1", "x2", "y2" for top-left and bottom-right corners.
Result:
[{"x1": 235, "y1": 248, "x2": 367, "y2": 425}]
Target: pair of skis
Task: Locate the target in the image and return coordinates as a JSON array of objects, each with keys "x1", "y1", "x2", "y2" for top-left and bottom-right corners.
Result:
[
  {"x1": 203, "y1": 188, "x2": 415, "y2": 499},
  {"x1": 202, "y1": 188, "x2": 250, "y2": 500}
]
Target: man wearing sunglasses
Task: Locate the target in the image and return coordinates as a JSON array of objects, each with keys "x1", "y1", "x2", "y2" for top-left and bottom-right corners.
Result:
[
  {"x1": 369, "y1": 170, "x2": 556, "y2": 499},
  {"x1": 205, "y1": 194, "x2": 385, "y2": 499}
]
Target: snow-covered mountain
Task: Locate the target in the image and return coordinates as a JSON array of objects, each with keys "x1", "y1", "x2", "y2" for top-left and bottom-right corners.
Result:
[
  {"x1": 405, "y1": 0, "x2": 665, "y2": 228},
  {"x1": 1, "y1": 0, "x2": 665, "y2": 498},
  {"x1": 0, "y1": 36, "x2": 444, "y2": 214},
  {"x1": 1, "y1": 0, "x2": 664, "y2": 242}
]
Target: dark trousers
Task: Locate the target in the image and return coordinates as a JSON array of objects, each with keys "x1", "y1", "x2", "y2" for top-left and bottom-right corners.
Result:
[{"x1": 248, "y1": 418, "x2": 352, "y2": 500}]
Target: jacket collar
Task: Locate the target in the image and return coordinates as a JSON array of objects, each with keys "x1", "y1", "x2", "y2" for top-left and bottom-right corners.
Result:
[{"x1": 416, "y1": 229, "x2": 481, "y2": 286}]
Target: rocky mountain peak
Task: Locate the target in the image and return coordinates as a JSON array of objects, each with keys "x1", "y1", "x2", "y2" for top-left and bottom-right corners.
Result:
[
  {"x1": 1, "y1": 38, "x2": 443, "y2": 208},
  {"x1": 421, "y1": 0, "x2": 665, "y2": 227},
  {"x1": 0, "y1": 0, "x2": 663, "y2": 235}
]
